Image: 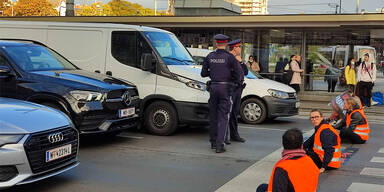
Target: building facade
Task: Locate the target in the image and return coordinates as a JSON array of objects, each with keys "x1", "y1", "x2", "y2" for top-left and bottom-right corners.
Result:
[{"x1": 227, "y1": 0, "x2": 268, "y2": 15}]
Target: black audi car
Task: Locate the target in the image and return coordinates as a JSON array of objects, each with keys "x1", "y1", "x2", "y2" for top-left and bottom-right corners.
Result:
[{"x1": 0, "y1": 40, "x2": 139, "y2": 134}]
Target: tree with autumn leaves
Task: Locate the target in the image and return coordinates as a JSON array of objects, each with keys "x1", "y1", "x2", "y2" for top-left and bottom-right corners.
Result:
[
  {"x1": 0, "y1": 0, "x2": 57, "y2": 16},
  {"x1": 0, "y1": 0, "x2": 168, "y2": 17},
  {"x1": 76, "y1": 0, "x2": 167, "y2": 16}
]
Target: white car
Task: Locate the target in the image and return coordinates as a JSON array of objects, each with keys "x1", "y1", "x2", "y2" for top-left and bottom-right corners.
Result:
[
  {"x1": 187, "y1": 48, "x2": 299, "y2": 123},
  {"x1": 0, "y1": 97, "x2": 79, "y2": 189}
]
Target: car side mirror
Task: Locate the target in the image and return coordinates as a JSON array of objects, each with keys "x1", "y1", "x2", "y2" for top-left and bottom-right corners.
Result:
[
  {"x1": 0, "y1": 66, "x2": 12, "y2": 78},
  {"x1": 141, "y1": 53, "x2": 155, "y2": 71}
]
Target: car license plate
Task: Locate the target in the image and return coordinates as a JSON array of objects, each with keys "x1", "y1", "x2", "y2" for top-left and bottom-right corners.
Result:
[
  {"x1": 295, "y1": 102, "x2": 300, "y2": 108},
  {"x1": 119, "y1": 107, "x2": 135, "y2": 118},
  {"x1": 46, "y1": 144, "x2": 72, "y2": 162}
]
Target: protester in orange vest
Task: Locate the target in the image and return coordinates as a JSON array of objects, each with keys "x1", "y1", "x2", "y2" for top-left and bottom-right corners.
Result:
[
  {"x1": 304, "y1": 109, "x2": 341, "y2": 173},
  {"x1": 256, "y1": 128, "x2": 319, "y2": 192},
  {"x1": 334, "y1": 97, "x2": 370, "y2": 144}
]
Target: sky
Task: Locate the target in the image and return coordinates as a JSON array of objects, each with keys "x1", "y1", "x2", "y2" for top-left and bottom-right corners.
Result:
[{"x1": 72, "y1": 0, "x2": 383, "y2": 14}]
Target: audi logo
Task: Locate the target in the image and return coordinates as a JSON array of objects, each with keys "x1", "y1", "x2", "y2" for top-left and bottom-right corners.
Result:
[
  {"x1": 121, "y1": 91, "x2": 132, "y2": 106},
  {"x1": 48, "y1": 132, "x2": 64, "y2": 144}
]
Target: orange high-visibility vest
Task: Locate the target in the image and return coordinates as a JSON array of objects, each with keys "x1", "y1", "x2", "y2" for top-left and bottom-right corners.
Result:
[
  {"x1": 313, "y1": 124, "x2": 341, "y2": 168},
  {"x1": 267, "y1": 156, "x2": 319, "y2": 192},
  {"x1": 346, "y1": 108, "x2": 370, "y2": 141}
]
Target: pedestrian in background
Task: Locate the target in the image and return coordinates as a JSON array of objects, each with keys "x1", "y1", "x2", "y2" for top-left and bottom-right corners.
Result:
[
  {"x1": 289, "y1": 55, "x2": 304, "y2": 94},
  {"x1": 256, "y1": 128, "x2": 319, "y2": 192},
  {"x1": 201, "y1": 34, "x2": 242, "y2": 153},
  {"x1": 345, "y1": 58, "x2": 357, "y2": 93},
  {"x1": 247, "y1": 55, "x2": 260, "y2": 73},
  {"x1": 226, "y1": 39, "x2": 247, "y2": 144},
  {"x1": 324, "y1": 67, "x2": 338, "y2": 92},
  {"x1": 356, "y1": 53, "x2": 376, "y2": 107},
  {"x1": 334, "y1": 97, "x2": 370, "y2": 144},
  {"x1": 304, "y1": 109, "x2": 341, "y2": 172}
]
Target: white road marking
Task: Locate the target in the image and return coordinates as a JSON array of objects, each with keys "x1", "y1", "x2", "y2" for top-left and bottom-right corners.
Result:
[
  {"x1": 347, "y1": 183, "x2": 384, "y2": 192},
  {"x1": 378, "y1": 148, "x2": 384, "y2": 153},
  {"x1": 360, "y1": 168, "x2": 384, "y2": 178},
  {"x1": 215, "y1": 129, "x2": 314, "y2": 192},
  {"x1": 370, "y1": 157, "x2": 384, "y2": 164}
]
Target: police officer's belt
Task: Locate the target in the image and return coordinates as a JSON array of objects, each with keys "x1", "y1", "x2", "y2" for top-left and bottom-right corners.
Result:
[{"x1": 211, "y1": 81, "x2": 237, "y2": 86}]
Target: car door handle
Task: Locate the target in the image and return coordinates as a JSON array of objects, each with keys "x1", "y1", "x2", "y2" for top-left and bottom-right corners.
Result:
[
  {"x1": 95, "y1": 70, "x2": 100, "y2": 73},
  {"x1": 106, "y1": 71, "x2": 112, "y2": 76}
]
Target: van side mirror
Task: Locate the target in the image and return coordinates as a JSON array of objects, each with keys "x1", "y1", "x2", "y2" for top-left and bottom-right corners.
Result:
[
  {"x1": 141, "y1": 53, "x2": 154, "y2": 71},
  {"x1": 0, "y1": 66, "x2": 12, "y2": 78}
]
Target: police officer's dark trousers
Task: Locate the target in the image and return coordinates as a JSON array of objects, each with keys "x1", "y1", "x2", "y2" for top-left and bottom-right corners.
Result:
[
  {"x1": 227, "y1": 86, "x2": 242, "y2": 140},
  {"x1": 209, "y1": 84, "x2": 232, "y2": 147}
]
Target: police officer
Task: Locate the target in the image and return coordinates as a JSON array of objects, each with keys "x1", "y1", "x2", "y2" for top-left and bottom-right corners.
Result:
[
  {"x1": 304, "y1": 109, "x2": 341, "y2": 172},
  {"x1": 226, "y1": 39, "x2": 247, "y2": 144},
  {"x1": 201, "y1": 34, "x2": 242, "y2": 153}
]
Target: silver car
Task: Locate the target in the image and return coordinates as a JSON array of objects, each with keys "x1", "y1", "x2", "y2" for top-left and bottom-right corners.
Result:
[{"x1": 0, "y1": 97, "x2": 79, "y2": 189}]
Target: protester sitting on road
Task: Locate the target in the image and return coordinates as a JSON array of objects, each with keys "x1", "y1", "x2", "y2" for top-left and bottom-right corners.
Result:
[
  {"x1": 256, "y1": 128, "x2": 319, "y2": 192},
  {"x1": 304, "y1": 109, "x2": 341, "y2": 172},
  {"x1": 334, "y1": 98, "x2": 370, "y2": 144}
]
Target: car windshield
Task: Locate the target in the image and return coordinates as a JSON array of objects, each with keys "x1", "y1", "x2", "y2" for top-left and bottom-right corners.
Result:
[
  {"x1": 2, "y1": 44, "x2": 77, "y2": 72},
  {"x1": 143, "y1": 31, "x2": 194, "y2": 65}
]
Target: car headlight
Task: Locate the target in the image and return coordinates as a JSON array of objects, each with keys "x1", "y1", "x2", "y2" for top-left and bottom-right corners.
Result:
[
  {"x1": 0, "y1": 135, "x2": 24, "y2": 147},
  {"x1": 268, "y1": 89, "x2": 289, "y2": 99},
  {"x1": 70, "y1": 90, "x2": 103, "y2": 102}
]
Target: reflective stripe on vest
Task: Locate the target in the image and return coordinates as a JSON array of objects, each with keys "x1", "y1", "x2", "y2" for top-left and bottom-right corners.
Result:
[
  {"x1": 314, "y1": 144, "x2": 341, "y2": 152},
  {"x1": 313, "y1": 123, "x2": 341, "y2": 168},
  {"x1": 355, "y1": 126, "x2": 370, "y2": 131},
  {"x1": 346, "y1": 109, "x2": 370, "y2": 141},
  {"x1": 267, "y1": 156, "x2": 319, "y2": 192}
]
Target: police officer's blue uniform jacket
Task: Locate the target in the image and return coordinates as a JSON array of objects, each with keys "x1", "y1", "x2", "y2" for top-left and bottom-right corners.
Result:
[{"x1": 201, "y1": 49, "x2": 242, "y2": 83}]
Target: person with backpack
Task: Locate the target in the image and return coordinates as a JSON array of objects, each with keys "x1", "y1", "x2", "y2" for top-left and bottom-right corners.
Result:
[
  {"x1": 345, "y1": 58, "x2": 357, "y2": 93},
  {"x1": 356, "y1": 53, "x2": 376, "y2": 107}
]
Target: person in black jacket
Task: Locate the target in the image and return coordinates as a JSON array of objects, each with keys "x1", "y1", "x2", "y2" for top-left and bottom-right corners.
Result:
[
  {"x1": 304, "y1": 109, "x2": 340, "y2": 172},
  {"x1": 256, "y1": 128, "x2": 319, "y2": 192},
  {"x1": 226, "y1": 39, "x2": 247, "y2": 144}
]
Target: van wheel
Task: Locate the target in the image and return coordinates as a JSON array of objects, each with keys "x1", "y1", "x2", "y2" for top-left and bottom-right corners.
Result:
[
  {"x1": 240, "y1": 98, "x2": 267, "y2": 124},
  {"x1": 144, "y1": 101, "x2": 178, "y2": 136}
]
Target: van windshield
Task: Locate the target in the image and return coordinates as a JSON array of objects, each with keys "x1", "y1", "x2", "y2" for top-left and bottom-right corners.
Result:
[
  {"x1": 143, "y1": 31, "x2": 194, "y2": 65},
  {"x1": 2, "y1": 44, "x2": 77, "y2": 72}
]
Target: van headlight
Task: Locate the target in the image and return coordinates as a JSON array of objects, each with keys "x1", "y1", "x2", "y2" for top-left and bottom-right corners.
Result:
[
  {"x1": 267, "y1": 89, "x2": 289, "y2": 99},
  {"x1": 175, "y1": 75, "x2": 206, "y2": 91},
  {"x1": 186, "y1": 81, "x2": 206, "y2": 91},
  {"x1": 0, "y1": 135, "x2": 24, "y2": 147},
  {"x1": 70, "y1": 91, "x2": 103, "y2": 101}
]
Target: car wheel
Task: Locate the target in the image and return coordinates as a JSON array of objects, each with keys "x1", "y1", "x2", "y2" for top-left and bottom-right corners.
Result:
[
  {"x1": 144, "y1": 101, "x2": 178, "y2": 136},
  {"x1": 240, "y1": 98, "x2": 267, "y2": 124}
]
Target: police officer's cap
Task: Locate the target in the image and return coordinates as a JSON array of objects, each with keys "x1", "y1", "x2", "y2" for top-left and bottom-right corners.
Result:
[
  {"x1": 214, "y1": 34, "x2": 229, "y2": 43},
  {"x1": 228, "y1": 39, "x2": 242, "y2": 47}
]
